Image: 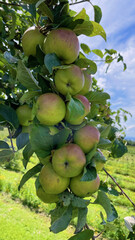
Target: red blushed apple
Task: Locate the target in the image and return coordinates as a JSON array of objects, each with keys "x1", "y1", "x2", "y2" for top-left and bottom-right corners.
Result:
[
  {"x1": 70, "y1": 174, "x2": 100, "y2": 198},
  {"x1": 74, "y1": 125, "x2": 100, "y2": 153},
  {"x1": 35, "y1": 93, "x2": 66, "y2": 126},
  {"x1": 22, "y1": 26, "x2": 45, "y2": 57},
  {"x1": 52, "y1": 143, "x2": 86, "y2": 178},
  {"x1": 65, "y1": 95, "x2": 91, "y2": 125},
  {"x1": 43, "y1": 28, "x2": 79, "y2": 64},
  {"x1": 54, "y1": 65, "x2": 84, "y2": 96}
]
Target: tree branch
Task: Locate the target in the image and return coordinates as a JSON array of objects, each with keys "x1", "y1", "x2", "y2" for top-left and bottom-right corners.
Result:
[
  {"x1": 103, "y1": 168, "x2": 135, "y2": 208},
  {"x1": 69, "y1": 0, "x2": 90, "y2": 5},
  {"x1": 8, "y1": 126, "x2": 15, "y2": 153}
]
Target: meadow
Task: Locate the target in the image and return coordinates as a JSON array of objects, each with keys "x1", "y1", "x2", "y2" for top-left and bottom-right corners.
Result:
[{"x1": 0, "y1": 128, "x2": 135, "y2": 239}]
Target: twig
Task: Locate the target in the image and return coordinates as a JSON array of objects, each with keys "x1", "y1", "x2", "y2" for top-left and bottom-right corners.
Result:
[
  {"x1": 7, "y1": 126, "x2": 15, "y2": 153},
  {"x1": 0, "y1": 1, "x2": 20, "y2": 6},
  {"x1": 69, "y1": 0, "x2": 90, "y2": 5},
  {"x1": 103, "y1": 168, "x2": 135, "y2": 208}
]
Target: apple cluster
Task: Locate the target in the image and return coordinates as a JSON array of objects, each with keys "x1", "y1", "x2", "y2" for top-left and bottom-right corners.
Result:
[{"x1": 17, "y1": 26, "x2": 106, "y2": 203}]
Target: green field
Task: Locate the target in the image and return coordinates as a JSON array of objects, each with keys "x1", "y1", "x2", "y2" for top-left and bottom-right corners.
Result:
[{"x1": 0, "y1": 129, "x2": 135, "y2": 239}]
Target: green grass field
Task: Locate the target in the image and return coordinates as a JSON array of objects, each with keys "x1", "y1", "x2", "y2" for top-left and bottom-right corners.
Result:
[{"x1": 0, "y1": 129, "x2": 135, "y2": 239}]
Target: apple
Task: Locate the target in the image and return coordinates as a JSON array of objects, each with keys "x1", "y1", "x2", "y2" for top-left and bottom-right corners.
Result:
[
  {"x1": 22, "y1": 26, "x2": 45, "y2": 57},
  {"x1": 35, "y1": 93, "x2": 66, "y2": 125},
  {"x1": 54, "y1": 65, "x2": 84, "y2": 96},
  {"x1": 70, "y1": 174, "x2": 100, "y2": 197},
  {"x1": 38, "y1": 155, "x2": 51, "y2": 165},
  {"x1": 16, "y1": 105, "x2": 33, "y2": 127},
  {"x1": 39, "y1": 162, "x2": 70, "y2": 194},
  {"x1": 78, "y1": 72, "x2": 92, "y2": 95},
  {"x1": 36, "y1": 185, "x2": 59, "y2": 203},
  {"x1": 74, "y1": 125, "x2": 100, "y2": 153},
  {"x1": 43, "y1": 28, "x2": 79, "y2": 64},
  {"x1": 93, "y1": 149, "x2": 106, "y2": 171},
  {"x1": 65, "y1": 94, "x2": 91, "y2": 125},
  {"x1": 52, "y1": 143, "x2": 86, "y2": 178}
]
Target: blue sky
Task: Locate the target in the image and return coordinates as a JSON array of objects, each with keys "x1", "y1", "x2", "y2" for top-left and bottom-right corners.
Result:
[{"x1": 70, "y1": 0, "x2": 135, "y2": 139}]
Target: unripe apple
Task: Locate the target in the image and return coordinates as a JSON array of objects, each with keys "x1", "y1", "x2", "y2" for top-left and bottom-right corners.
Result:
[
  {"x1": 35, "y1": 93, "x2": 66, "y2": 125},
  {"x1": 36, "y1": 185, "x2": 59, "y2": 203},
  {"x1": 54, "y1": 65, "x2": 84, "y2": 96},
  {"x1": 94, "y1": 149, "x2": 106, "y2": 171},
  {"x1": 43, "y1": 28, "x2": 79, "y2": 64},
  {"x1": 16, "y1": 105, "x2": 33, "y2": 127},
  {"x1": 39, "y1": 162, "x2": 70, "y2": 194},
  {"x1": 78, "y1": 72, "x2": 92, "y2": 95},
  {"x1": 22, "y1": 26, "x2": 45, "y2": 57},
  {"x1": 65, "y1": 95, "x2": 91, "y2": 125},
  {"x1": 52, "y1": 143, "x2": 86, "y2": 178},
  {"x1": 70, "y1": 174, "x2": 100, "y2": 197},
  {"x1": 74, "y1": 125, "x2": 100, "y2": 153}
]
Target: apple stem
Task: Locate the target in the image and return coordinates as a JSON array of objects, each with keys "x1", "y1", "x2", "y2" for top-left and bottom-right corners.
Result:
[
  {"x1": 103, "y1": 168, "x2": 135, "y2": 209},
  {"x1": 8, "y1": 126, "x2": 15, "y2": 153}
]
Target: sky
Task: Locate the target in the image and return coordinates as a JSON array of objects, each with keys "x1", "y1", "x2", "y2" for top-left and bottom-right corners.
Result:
[{"x1": 70, "y1": 0, "x2": 135, "y2": 139}]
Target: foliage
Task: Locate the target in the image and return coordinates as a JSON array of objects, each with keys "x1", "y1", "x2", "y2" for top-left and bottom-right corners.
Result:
[{"x1": 0, "y1": 0, "x2": 133, "y2": 239}]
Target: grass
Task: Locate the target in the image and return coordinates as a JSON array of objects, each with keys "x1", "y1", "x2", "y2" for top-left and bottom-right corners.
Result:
[{"x1": 0, "y1": 128, "x2": 135, "y2": 239}]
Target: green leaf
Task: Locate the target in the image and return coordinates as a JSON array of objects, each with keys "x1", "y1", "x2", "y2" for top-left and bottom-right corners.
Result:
[
  {"x1": 23, "y1": 142, "x2": 34, "y2": 169},
  {"x1": 85, "y1": 91, "x2": 110, "y2": 104},
  {"x1": 0, "y1": 140, "x2": 10, "y2": 149},
  {"x1": 44, "y1": 53, "x2": 61, "y2": 74},
  {"x1": 75, "y1": 58, "x2": 97, "y2": 74},
  {"x1": 0, "y1": 149, "x2": 14, "y2": 165},
  {"x1": 66, "y1": 97, "x2": 85, "y2": 122},
  {"x1": 74, "y1": 8, "x2": 89, "y2": 21},
  {"x1": 86, "y1": 145, "x2": 97, "y2": 165},
  {"x1": 30, "y1": 124, "x2": 53, "y2": 158},
  {"x1": 50, "y1": 205, "x2": 68, "y2": 225},
  {"x1": 94, "y1": 191, "x2": 118, "y2": 222},
  {"x1": 111, "y1": 139, "x2": 128, "y2": 158},
  {"x1": 36, "y1": 1, "x2": 54, "y2": 22},
  {"x1": 53, "y1": 128, "x2": 72, "y2": 148},
  {"x1": 90, "y1": 21, "x2": 106, "y2": 41},
  {"x1": 16, "y1": 132, "x2": 29, "y2": 150},
  {"x1": 50, "y1": 205, "x2": 72, "y2": 233},
  {"x1": 80, "y1": 43, "x2": 91, "y2": 54},
  {"x1": 99, "y1": 181, "x2": 120, "y2": 196},
  {"x1": 18, "y1": 163, "x2": 42, "y2": 190},
  {"x1": 93, "y1": 5, "x2": 102, "y2": 23},
  {"x1": 75, "y1": 207, "x2": 88, "y2": 233},
  {"x1": 20, "y1": 91, "x2": 41, "y2": 104},
  {"x1": 73, "y1": 20, "x2": 93, "y2": 36},
  {"x1": 59, "y1": 190, "x2": 73, "y2": 207},
  {"x1": 81, "y1": 166, "x2": 97, "y2": 182},
  {"x1": 0, "y1": 104, "x2": 19, "y2": 129},
  {"x1": 92, "y1": 49, "x2": 104, "y2": 58},
  {"x1": 100, "y1": 125, "x2": 111, "y2": 138},
  {"x1": 17, "y1": 60, "x2": 40, "y2": 91},
  {"x1": 4, "y1": 51, "x2": 18, "y2": 64},
  {"x1": 68, "y1": 229, "x2": 94, "y2": 240},
  {"x1": 72, "y1": 197, "x2": 90, "y2": 208},
  {"x1": 98, "y1": 138, "x2": 112, "y2": 149},
  {"x1": 7, "y1": 12, "x2": 16, "y2": 41},
  {"x1": 105, "y1": 49, "x2": 117, "y2": 55},
  {"x1": 92, "y1": 151, "x2": 106, "y2": 164},
  {"x1": 87, "y1": 103, "x2": 99, "y2": 119}
]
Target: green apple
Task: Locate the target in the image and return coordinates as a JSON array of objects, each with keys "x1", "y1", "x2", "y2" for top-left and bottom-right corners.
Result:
[
  {"x1": 35, "y1": 93, "x2": 66, "y2": 125},
  {"x1": 43, "y1": 28, "x2": 79, "y2": 64},
  {"x1": 52, "y1": 143, "x2": 86, "y2": 178},
  {"x1": 70, "y1": 174, "x2": 100, "y2": 197},
  {"x1": 22, "y1": 26, "x2": 45, "y2": 57},
  {"x1": 93, "y1": 149, "x2": 106, "y2": 171},
  {"x1": 39, "y1": 162, "x2": 70, "y2": 194},
  {"x1": 54, "y1": 65, "x2": 84, "y2": 96},
  {"x1": 36, "y1": 185, "x2": 59, "y2": 203},
  {"x1": 65, "y1": 94, "x2": 91, "y2": 125},
  {"x1": 16, "y1": 105, "x2": 33, "y2": 127},
  {"x1": 38, "y1": 155, "x2": 51, "y2": 165},
  {"x1": 78, "y1": 72, "x2": 92, "y2": 95},
  {"x1": 74, "y1": 125, "x2": 100, "y2": 153}
]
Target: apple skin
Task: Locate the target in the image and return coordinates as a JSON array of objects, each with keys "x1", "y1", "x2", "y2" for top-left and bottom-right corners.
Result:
[
  {"x1": 36, "y1": 185, "x2": 59, "y2": 203},
  {"x1": 39, "y1": 162, "x2": 70, "y2": 194},
  {"x1": 52, "y1": 143, "x2": 86, "y2": 178},
  {"x1": 78, "y1": 72, "x2": 92, "y2": 95},
  {"x1": 22, "y1": 26, "x2": 45, "y2": 57},
  {"x1": 70, "y1": 174, "x2": 100, "y2": 198},
  {"x1": 74, "y1": 125, "x2": 100, "y2": 153},
  {"x1": 35, "y1": 93, "x2": 66, "y2": 126},
  {"x1": 16, "y1": 105, "x2": 33, "y2": 127},
  {"x1": 54, "y1": 65, "x2": 84, "y2": 96},
  {"x1": 65, "y1": 95, "x2": 91, "y2": 125},
  {"x1": 43, "y1": 28, "x2": 79, "y2": 64}
]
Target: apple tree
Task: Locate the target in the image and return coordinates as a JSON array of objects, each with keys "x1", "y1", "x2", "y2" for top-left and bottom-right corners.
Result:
[{"x1": 0, "y1": 0, "x2": 134, "y2": 239}]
